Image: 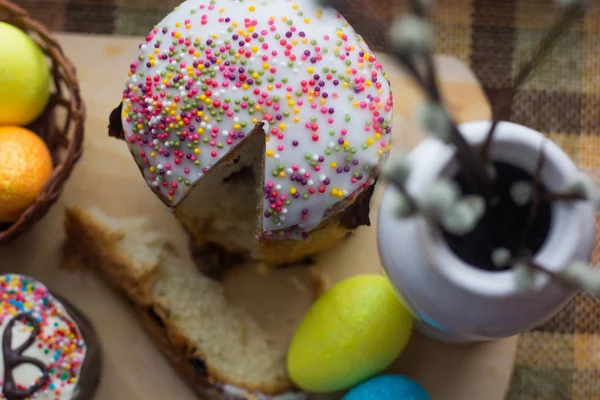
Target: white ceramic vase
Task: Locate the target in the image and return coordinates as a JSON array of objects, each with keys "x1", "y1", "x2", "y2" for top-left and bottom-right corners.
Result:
[{"x1": 377, "y1": 120, "x2": 596, "y2": 343}]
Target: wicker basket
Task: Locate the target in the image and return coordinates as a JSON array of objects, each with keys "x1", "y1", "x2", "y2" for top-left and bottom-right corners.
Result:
[{"x1": 0, "y1": 0, "x2": 85, "y2": 244}]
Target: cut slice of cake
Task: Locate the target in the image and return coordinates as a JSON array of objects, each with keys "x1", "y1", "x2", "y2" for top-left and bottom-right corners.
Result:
[{"x1": 63, "y1": 206, "x2": 307, "y2": 399}]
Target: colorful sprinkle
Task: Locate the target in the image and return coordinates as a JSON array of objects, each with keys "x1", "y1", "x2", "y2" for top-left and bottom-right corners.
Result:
[
  {"x1": 121, "y1": 0, "x2": 393, "y2": 238},
  {"x1": 0, "y1": 274, "x2": 86, "y2": 400}
]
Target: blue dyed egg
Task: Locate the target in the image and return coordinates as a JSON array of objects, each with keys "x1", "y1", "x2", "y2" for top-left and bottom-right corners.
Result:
[{"x1": 342, "y1": 374, "x2": 431, "y2": 400}]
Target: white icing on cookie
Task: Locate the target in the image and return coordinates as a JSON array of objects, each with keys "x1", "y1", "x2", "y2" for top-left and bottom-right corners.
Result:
[{"x1": 0, "y1": 274, "x2": 87, "y2": 400}]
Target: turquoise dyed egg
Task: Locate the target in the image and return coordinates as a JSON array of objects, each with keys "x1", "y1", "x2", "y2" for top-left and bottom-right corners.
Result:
[{"x1": 342, "y1": 374, "x2": 431, "y2": 400}]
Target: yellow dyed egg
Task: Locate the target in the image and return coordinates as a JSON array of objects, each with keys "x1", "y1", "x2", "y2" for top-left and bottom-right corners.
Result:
[
  {"x1": 0, "y1": 126, "x2": 53, "y2": 222},
  {"x1": 287, "y1": 274, "x2": 413, "y2": 393},
  {"x1": 0, "y1": 22, "x2": 51, "y2": 126}
]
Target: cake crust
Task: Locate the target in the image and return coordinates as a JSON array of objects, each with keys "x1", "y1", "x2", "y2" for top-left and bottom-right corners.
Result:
[
  {"x1": 63, "y1": 206, "x2": 306, "y2": 399},
  {"x1": 112, "y1": 0, "x2": 392, "y2": 264}
]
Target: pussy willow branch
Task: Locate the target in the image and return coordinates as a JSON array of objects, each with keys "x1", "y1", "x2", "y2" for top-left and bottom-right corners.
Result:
[
  {"x1": 390, "y1": 0, "x2": 496, "y2": 198},
  {"x1": 521, "y1": 259, "x2": 583, "y2": 291},
  {"x1": 410, "y1": 0, "x2": 428, "y2": 18},
  {"x1": 394, "y1": 178, "x2": 419, "y2": 211},
  {"x1": 515, "y1": 144, "x2": 546, "y2": 255},
  {"x1": 322, "y1": 0, "x2": 393, "y2": 48},
  {"x1": 545, "y1": 192, "x2": 587, "y2": 202},
  {"x1": 479, "y1": 2, "x2": 587, "y2": 161}
]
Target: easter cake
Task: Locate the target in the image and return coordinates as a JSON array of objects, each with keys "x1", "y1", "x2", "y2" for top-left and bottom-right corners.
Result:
[
  {"x1": 0, "y1": 274, "x2": 101, "y2": 400},
  {"x1": 63, "y1": 205, "x2": 315, "y2": 399},
  {"x1": 109, "y1": 0, "x2": 393, "y2": 266}
]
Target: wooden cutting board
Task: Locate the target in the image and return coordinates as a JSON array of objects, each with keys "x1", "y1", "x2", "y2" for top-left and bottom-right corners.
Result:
[{"x1": 0, "y1": 33, "x2": 517, "y2": 400}]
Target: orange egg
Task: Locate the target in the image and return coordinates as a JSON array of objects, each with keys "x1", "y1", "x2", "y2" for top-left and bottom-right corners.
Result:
[{"x1": 0, "y1": 126, "x2": 53, "y2": 222}]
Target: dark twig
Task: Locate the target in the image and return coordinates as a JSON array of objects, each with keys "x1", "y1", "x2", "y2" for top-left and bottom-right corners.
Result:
[
  {"x1": 423, "y1": 49, "x2": 442, "y2": 104},
  {"x1": 522, "y1": 259, "x2": 581, "y2": 290},
  {"x1": 392, "y1": 180, "x2": 419, "y2": 213},
  {"x1": 322, "y1": 0, "x2": 395, "y2": 48},
  {"x1": 394, "y1": 53, "x2": 430, "y2": 91},
  {"x1": 396, "y1": 47, "x2": 489, "y2": 195},
  {"x1": 515, "y1": 144, "x2": 546, "y2": 254},
  {"x1": 411, "y1": 0, "x2": 428, "y2": 18},
  {"x1": 480, "y1": 2, "x2": 586, "y2": 161},
  {"x1": 390, "y1": 0, "x2": 496, "y2": 197},
  {"x1": 543, "y1": 192, "x2": 587, "y2": 202},
  {"x1": 513, "y1": 3, "x2": 585, "y2": 91},
  {"x1": 422, "y1": 50, "x2": 491, "y2": 195}
]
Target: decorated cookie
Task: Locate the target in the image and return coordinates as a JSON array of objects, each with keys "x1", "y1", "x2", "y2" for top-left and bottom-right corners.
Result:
[{"x1": 0, "y1": 274, "x2": 100, "y2": 400}]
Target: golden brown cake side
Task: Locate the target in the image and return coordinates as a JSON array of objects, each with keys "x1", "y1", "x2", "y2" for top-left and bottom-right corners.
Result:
[{"x1": 63, "y1": 206, "x2": 303, "y2": 399}]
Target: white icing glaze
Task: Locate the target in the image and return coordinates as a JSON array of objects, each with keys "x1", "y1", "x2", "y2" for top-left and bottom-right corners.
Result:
[
  {"x1": 121, "y1": 0, "x2": 393, "y2": 237},
  {"x1": 0, "y1": 275, "x2": 87, "y2": 400}
]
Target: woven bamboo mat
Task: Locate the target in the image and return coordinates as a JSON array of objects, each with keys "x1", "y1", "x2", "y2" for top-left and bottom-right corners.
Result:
[{"x1": 16, "y1": 0, "x2": 600, "y2": 398}]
